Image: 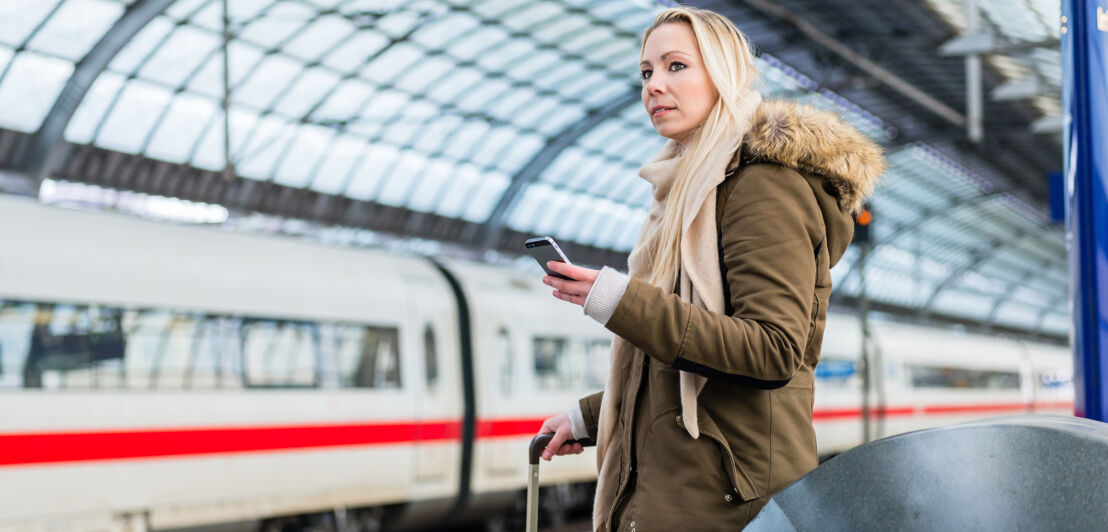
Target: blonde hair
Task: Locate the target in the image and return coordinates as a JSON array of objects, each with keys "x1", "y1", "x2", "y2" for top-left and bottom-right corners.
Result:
[{"x1": 642, "y1": 7, "x2": 759, "y2": 287}]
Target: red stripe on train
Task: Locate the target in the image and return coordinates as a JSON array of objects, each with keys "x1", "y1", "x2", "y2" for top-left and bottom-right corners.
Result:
[
  {"x1": 476, "y1": 418, "x2": 545, "y2": 438},
  {"x1": 0, "y1": 401, "x2": 1075, "y2": 468},
  {"x1": 0, "y1": 420, "x2": 463, "y2": 467},
  {"x1": 813, "y1": 401, "x2": 1074, "y2": 420}
]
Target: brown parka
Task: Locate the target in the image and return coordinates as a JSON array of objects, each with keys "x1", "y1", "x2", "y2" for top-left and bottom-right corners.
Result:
[{"x1": 578, "y1": 101, "x2": 885, "y2": 531}]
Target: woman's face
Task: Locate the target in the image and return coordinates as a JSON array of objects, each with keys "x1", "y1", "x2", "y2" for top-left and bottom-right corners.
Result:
[{"x1": 640, "y1": 23, "x2": 718, "y2": 142}]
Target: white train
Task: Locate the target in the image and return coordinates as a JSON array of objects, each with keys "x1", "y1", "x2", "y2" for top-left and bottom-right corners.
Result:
[{"x1": 0, "y1": 195, "x2": 1073, "y2": 531}]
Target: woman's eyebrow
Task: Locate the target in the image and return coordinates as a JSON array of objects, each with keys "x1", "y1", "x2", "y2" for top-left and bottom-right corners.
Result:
[{"x1": 639, "y1": 50, "x2": 690, "y2": 67}]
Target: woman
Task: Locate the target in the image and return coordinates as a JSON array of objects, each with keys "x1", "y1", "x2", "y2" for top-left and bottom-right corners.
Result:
[{"x1": 536, "y1": 6, "x2": 884, "y2": 531}]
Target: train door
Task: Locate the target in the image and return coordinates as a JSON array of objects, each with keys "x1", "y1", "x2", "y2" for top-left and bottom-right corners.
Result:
[
  {"x1": 405, "y1": 275, "x2": 459, "y2": 488},
  {"x1": 475, "y1": 290, "x2": 528, "y2": 485}
]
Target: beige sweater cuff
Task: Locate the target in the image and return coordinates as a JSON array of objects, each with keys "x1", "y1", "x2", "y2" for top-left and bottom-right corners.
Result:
[
  {"x1": 567, "y1": 404, "x2": 589, "y2": 441},
  {"x1": 583, "y1": 266, "x2": 630, "y2": 325}
]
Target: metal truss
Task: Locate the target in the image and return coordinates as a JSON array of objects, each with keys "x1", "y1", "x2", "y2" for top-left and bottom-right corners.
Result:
[
  {"x1": 473, "y1": 87, "x2": 640, "y2": 251},
  {"x1": 17, "y1": 0, "x2": 175, "y2": 185}
]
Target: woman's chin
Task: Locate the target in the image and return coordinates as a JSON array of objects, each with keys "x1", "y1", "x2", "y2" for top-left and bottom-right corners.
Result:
[
  {"x1": 653, "y1": 126, "x2": 680, "y2": 139},
  {"x1": 654, "y1": 127, "x2": 691, "y2": 142}
]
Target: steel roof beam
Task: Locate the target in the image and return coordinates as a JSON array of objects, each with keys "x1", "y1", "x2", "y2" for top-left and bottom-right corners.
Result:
[
  {"x1": 837, "y1": 190, "x2": 1006, "y2": 288},
  {"x1": 740, "y1": 0, "x2": 966, "y2": 128},
  {"x1": 983, "y1": 260, "x2": 1052, "y2": 325},
  {"x1": 17, "y1": 0, "x2": 175, "y2": 187},
  {"x1": 474, "y1": 88, "x2": 640, "y2": 251},
  {"x1": 939, "y1": 33, "x2": 1060, "y2": 56},
  {"x1": 991, "y1": 77, "x2": 1048, "y2": 101},
  {"x1": 921, "y1": 230, "x2": 1041, "y2": 316},
  {"x1": 1031, "y1": 115, "x2": 1065, "y2": 134},
  {"x1": 1035, "y1": 293, "x2": 1068, "y2": 333}
]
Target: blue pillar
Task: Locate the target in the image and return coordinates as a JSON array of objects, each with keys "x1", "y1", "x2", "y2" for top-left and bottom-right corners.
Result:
[{"x1": 1062, "y1": 0, "x2": 1108, "y2": 420}]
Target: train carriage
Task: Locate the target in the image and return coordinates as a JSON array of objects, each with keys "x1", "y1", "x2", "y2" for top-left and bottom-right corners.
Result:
[{"x1": 0, "y1": 196, "x2": 1073, "y2": 531}]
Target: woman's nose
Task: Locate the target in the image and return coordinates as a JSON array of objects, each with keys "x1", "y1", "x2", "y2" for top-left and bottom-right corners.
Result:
[{"x1": 643, "y1": 74, "x2": 665, "y2": 94}]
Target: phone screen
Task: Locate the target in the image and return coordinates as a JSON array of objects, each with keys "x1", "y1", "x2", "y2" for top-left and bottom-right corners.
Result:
[{"x1": 524, "y1": 237, "x2": 573, "y2": 280}]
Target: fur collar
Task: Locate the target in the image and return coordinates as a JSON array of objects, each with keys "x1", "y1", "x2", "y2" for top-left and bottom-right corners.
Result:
[{"x1": 740, "y1": 100, "x2": 886, "y2": 213}]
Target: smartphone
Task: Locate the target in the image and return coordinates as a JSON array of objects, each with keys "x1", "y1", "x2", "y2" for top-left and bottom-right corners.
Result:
[{"x1": 524, "y1": 236, "x2": 573, "y2": 280}]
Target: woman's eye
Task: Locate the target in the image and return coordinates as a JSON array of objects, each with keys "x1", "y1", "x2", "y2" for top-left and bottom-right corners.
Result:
[
  {"x1": 669, "y1": 61, "x2": 686, "y2": 71},
  {"x1": 640, "y1": 69, "x2": 652, "y2": 80}
]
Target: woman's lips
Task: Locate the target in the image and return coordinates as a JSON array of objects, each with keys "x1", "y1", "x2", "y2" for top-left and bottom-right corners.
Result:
[{"x1": 652, "y1": 107, "x2": 674, "y2": 117}]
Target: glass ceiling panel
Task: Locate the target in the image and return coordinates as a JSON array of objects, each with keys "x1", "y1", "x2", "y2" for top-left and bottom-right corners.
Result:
[
  {"x1": 109, "y1": 15, "x2": 175, "y2": 72},
  {"x1": 0, "y1": 0, "x2": 1070, "y2": 337},
  {"x1": 993, "y1": 303, "x2": 1042, "y2": 330},
  {"x1": 237, "y1": 2, "x2": 315, "y2": 49},
  {"x1": 0, "y1": 50, "x2": 73, "y2": 133},
  {"x1": 165, "y1": 0, "x2": 214, "y2": 20},
  {"x1": 322, "y1": 31, "x2": 391, "y2": 72},
  {"x1": 145, "y1": 92, "x2": 219, "y2": 163},
  {"x1": 139, "y1": 25, "x2": 221, "y2": 88},
  {"x1": 343, "y1": 143, "x2": 397, "y2": 200},
  {"x1": 190, "y1": 117, "x2": 227, "y2": 171},
  {"x1": 284, "y1": 16, "x2": 355, "y2": 62},
  {"x1": 434, "y1": 163, "x2": 482, "y2": 219},
  {"x1": 65, "y1": 70, "x2": 125, "y2": 144},
  {"x1": 406, "y1": 158, "x2": 453, "y2": 213},
  {"x1": 25, "y1": 0, "x2": 123, "y2": 61},
  {"x1": 1040, "y1": 313, "x2": 1069, "y2": 336},
  {"x1": 273, "y1": 124, "x2": 333, "y2": 188},
  {"x1": 0, "y1": 0, "x2": 62, "y2": 47},
  {"x1": 307, "y1": 133, "x2": 363, "y2": 195},
  {"x1": 462, "y1": 173, "x2": 509, "y2": 223},
  {"x1": 232, "y1": 54, "x2": 303, "y2": 109},
  {"x1": 96, "y1": 79, "x2": 174, "y2": 153},
  {"x1": 931, "y1": 291, "x2": 996, "y2": 320}
]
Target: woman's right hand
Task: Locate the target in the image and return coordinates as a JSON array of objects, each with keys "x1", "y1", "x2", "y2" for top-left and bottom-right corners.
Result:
[{"x1": 538, "y1": 413, "x2": 584, "y2": 461}]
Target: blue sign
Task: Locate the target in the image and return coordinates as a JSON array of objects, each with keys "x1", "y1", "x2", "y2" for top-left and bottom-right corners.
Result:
[
  {"x1": 815, "y1": 359, "x2": 857, "y2": 380},
  {"x1": 1062, "y1": 0, "x2": 1108, "y2": 420}
]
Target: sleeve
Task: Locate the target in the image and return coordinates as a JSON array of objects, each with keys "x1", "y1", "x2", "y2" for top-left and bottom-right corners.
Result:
[
  {"x1": 583, "y1": 266, "x2": 631, "y2": 325},
  {"x1": 567, "y1": 405, "x2": 589, "y2": 440},
  {"x1": 602, "y1": 164, "x2": 822, "y2": 388},
  {"x1": 577, "y1": 390, "x2": 604, "y2": 443}
]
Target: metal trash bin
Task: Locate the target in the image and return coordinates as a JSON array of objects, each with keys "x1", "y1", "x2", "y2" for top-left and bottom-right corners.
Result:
[{"x1": 747, "y1": 415, "x2": 1108, "y2": 531}]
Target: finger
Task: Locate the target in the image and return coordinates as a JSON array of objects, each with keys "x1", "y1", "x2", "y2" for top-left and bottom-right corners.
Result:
[
  {"x1": 547, "y1": 261, "x2": 599, "y2": 282},
  {"x1": 545, "y1": 276, "x2": 592, "y2": 296},
  {"x1": 543, "y1": 431, "x2": 568, "y2": 461},
  {"x1": 553, "y1": 291, "x2": 586, "y2": 307}
]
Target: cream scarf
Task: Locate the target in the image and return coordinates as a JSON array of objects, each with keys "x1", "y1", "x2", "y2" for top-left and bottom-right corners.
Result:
[{"x1": 593, "y1": 90, "x2": 761, "y2": 527}]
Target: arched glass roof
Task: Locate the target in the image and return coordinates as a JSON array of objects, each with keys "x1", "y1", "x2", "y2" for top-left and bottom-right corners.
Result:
[{"x1": 0, "y1": 0, "x2": 1068, "y2": 339}]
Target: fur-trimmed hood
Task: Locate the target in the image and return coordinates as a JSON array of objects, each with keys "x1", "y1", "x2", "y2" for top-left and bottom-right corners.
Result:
[{"x1": 740, "y1": 100, "x2": 886, "y2": 213}]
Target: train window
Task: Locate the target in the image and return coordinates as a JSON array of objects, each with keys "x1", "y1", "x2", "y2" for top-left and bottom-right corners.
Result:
[
  {"x1": 534, "y1": 337, "x2": 610, "y2": 391},
  {"x1": 243, "y1": 320, "x2": 318, "y2": 387},
  {"x1": 533, "y1": 337, "x2": 567, "y2": 390},
  {"x1": 150, "y1": 314, "x2": 202, "y2": 389},
  {"x1": 424, "y1": 324, "x2": 438, "y2": 388},
  {"x1": 336, "y1": 326, "x2": 402, "y2": 388},
  {"x1": 584, "y1": 339, "x2": 611, "y2": 389},
  {"x1": 32, "y1": 303, "x2": 127, "y2": 389},
  {"x1": 186, "y1": 316, "x2": 240, "y2": 389},
  {"x1": 0, "y1": 302, "x2": 35, "y2": 388},
  {"x1": 908, "y1": 365, "x2": 1020, "y2": 390},
  {"x1": 0, "y1": 298, "x2": 405, "y2": 391}
]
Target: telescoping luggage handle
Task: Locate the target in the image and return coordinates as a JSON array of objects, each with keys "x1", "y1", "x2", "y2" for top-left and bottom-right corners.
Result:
[{"x1": 527, "y1": 434, "x2": 578, "y2": 532}]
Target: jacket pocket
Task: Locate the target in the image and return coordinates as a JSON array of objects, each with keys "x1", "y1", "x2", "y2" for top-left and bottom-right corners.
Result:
[{"x1": 695, "y1": 407, "x2": 759, "y2": 503}]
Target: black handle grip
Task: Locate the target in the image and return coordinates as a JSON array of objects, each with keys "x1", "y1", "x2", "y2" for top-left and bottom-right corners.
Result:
[{"x1": 529, "y1": 433, "x2": 579, "y2": 465}]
